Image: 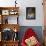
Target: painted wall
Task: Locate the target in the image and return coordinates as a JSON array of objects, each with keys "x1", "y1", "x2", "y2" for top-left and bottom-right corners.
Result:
[
  {"x1": 0, "y1": 0, "x2": 44, "y2": 26},
  {"x1": 18, "y1": 26, "x2": 44, "y2": 44}
]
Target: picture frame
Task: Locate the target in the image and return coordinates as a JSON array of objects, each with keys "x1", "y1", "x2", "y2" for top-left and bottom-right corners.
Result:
[{"x1": 26, "y1": 7, "x2": 36, "y2": 20}]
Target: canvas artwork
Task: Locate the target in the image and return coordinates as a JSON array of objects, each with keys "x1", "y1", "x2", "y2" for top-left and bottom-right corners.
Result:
[{"x1": 26, "y1": 7, "x2": 36, "y2": 20}]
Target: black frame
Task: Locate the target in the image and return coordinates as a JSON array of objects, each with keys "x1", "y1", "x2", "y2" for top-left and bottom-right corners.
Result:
[{"x1": 26, "y1": 7, "x2": 36, "y2": 20}]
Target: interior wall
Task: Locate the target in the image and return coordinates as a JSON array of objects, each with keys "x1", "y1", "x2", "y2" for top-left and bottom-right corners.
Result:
[
  {"x1": 18, "y1": 26, "x2": 43, "y2": 44},
  {"x1": 18, "y1": 0, "x2": 44, "y2": 26},
  {"x1": 0, "y1": 0, "x2": 44, "y2": 26}
]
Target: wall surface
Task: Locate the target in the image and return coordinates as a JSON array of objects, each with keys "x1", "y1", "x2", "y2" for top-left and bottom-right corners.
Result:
[
  {"x1": 0, "y1": 0, "x2": 44, "y2": 26},
  {"x1": 18, "y1": 0, "x2": 44, "y2": 26},
  {"x1": 18, "y1": 26, "x2": 43, "y2": 44}
]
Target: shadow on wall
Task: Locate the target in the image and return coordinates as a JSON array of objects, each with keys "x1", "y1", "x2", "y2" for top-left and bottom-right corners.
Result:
[{"x1": 18, "y1": 26, "x2": 44, "y2": 44}]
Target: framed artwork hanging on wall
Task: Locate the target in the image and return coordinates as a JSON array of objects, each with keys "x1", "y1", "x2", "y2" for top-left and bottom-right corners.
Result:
[{"x1": 26, "y1": 7, "x2": 36, "y2": 20}]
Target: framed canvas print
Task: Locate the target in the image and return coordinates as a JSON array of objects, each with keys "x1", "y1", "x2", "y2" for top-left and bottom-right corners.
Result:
[{"x1": 26, "y1": 7, "x2": 36, "y2": 20}]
